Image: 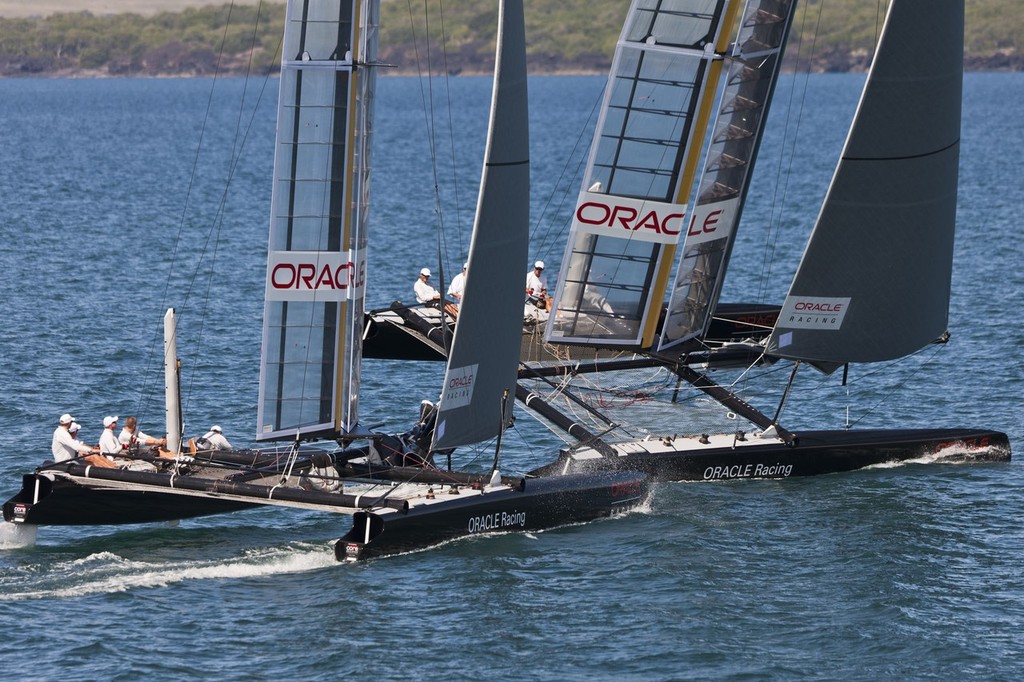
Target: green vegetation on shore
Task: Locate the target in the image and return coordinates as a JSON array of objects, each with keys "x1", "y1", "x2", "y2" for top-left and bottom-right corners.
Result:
[{"x1": 0, "y1": 0, "x2": 1020, "y2": 78}]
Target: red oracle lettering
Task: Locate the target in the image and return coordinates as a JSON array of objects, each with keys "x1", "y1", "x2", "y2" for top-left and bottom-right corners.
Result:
[
  {"x1": 272, "y1": 262, "x2": 353, "y2": 290},
  {"x1": 297, "y1": 263, "x2": 316, "y2": 289},
  {"x1": 271, "y1": 263, "x2": 297, "y2": 289},
  {"x1": 577, "y1": 201, "x2": 683, "y2": 235},
  {"x1": 314, "y1": 264, "x2": 337, "y2": 289},
  {"x1": 610, "y1": 205, "x2": 638, "y2": 229},
  {"x1": 936, "y1": 436, "x2": 991, "y2": 452},
  {"x1": 577, "y1": 201, "x2": 611, "y2": 225},
  {"x1": 661, "y1": 213, "x2": 684, "y2": 235},
  {"x1": 636, "y1": 209, "x2": 683, "y2": 235},
  {"x1": 688, "y1": 209, "x2": 723, "y2": 236},
  {"x1": 610, "y1": 480, "x2": 642, "y2": 497},
  {"x1": 449, "y1": 374, "x2": 474, "y2": 388}
]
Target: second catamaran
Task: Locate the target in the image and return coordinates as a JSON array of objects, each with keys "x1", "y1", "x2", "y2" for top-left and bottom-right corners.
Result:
[{"x1": 528, "y1": 0, "x2": 1009, "y2": 480}]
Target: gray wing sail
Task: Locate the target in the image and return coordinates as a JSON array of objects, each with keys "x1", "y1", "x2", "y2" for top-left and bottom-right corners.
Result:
[
  {"x1": 767, "y1": 0, "x2": 963, "y2": 373},
  {"x1": 257, "y1": 0, "x2": 378, "y2": 440},
  {"x1": 431, "y1": 0, "x2": 529, "y2": 451}
]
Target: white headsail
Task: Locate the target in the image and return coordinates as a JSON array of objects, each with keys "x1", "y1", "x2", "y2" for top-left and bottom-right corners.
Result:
[
  {"x1": 767, "y1": 0, "x2": 964, "y2": 373},
  {"x1": 257, "y1": 0, "x2": 379, "y2": 440},
  {"x1": 430, "y1": 0, "x2": 530, "y2": 452}
]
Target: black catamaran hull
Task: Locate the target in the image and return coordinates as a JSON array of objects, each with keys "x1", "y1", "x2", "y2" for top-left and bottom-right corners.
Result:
[
  {"x1": 3, "y1": 465, "x2": 650, "y2": 562},
  {"x1": 337, "y1": 470, "x2": 648, "y2": 561},
  {"x1": 362, "y1": 302, "x2": 780, "y2": 362},
  {"x1": 530, "y1": 429, "x2": 1010, "y2": 482}
]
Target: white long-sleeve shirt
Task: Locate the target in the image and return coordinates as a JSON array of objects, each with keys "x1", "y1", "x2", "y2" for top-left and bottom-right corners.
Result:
[
  {"x1": 414, "y1": 277, "x2": 440, "y2": 304},
  {"x1": 52, "y1": 426, "x2": 93, "y2": 462},
  {"x1": 119, "y1": 427, "x2": 156, "y2": 447},
  {"x1": 447, "y1": 272, "x2": 466, "y2": 300},
  {"x1": 99, "y1": 428, "x2": 122, "y2": 455}
]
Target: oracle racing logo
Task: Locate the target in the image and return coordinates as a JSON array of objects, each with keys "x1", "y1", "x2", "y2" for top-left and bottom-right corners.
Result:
[
  {"x1": 440, "y1": 364, "x2": 478, "y2": 411},
  {"x1": 777, "y1": 295, "x2": 851, "y2": 331},
  {"x1": 266, "y1": 250, "x2": 366, "y2": 302}
]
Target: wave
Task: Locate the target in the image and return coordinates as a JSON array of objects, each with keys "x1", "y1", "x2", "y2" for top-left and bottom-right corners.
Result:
[{"x1": 0, "y1": 542, "x2": 336, "y2": 601}]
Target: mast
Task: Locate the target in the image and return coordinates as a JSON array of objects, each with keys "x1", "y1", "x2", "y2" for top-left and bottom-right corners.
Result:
[
  {"x1": 430, "y1": 0, "x2": 530, "y2": 451},
  {"x1": 767, "y1": 0, "x2": 964, "y2": 373},
  {"x1": 545, "y1": 0, "x2": 744, "y2": 351},
  {"x1": 163, "y1": 308, "x2": 182, "y2": 454},
  {"x1": 257, "y1": 0, "x2": 379, "y2": 441}
]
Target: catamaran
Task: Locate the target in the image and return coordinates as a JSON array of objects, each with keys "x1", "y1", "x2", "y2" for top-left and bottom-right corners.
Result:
[
  {"x1": 2, "y1": 0, "x2": 648, "y2": 561},
  {"x1": 526, "y1": 0, "x2": 1010, "y2": 479},
  {"x1": 380, "y1": 0, "x2": 1011, "y2": 480}
]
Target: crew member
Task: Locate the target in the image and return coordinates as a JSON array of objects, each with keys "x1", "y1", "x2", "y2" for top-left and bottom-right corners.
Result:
[
  {"x1": 195, "y1": 424, "x2": 232, "y2": 451},
  {"x1": 119, "y1": 416, "x2": 167, "y2": 450},
  {"x1": 526, "y1": 260, "x2": 548, "y2": 308},
  {"x1": 447, "y1": 262, "x2": 468, "y2": 302},
  {"x1": 51, "y1": 413, "x2": 115, "y2": 468},
  {"x1": 414, "y1": 268, "x2": 441, "y2": 306},
  {"x1": 99, "y1": 416, "x2": 123, "y2": 457}
]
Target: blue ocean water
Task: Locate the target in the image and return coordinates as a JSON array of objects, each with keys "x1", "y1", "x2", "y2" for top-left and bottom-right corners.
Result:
[{"x1": 0, "y1": 72, "x2": 1022, "y2": 679}]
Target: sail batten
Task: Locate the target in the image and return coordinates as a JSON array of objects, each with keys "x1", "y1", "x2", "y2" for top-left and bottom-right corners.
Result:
[
  {"x1": 766, "y1": 0, "x2": 963, "y2": 372},
  {"x1": 429, "y1": 0, "x2": 529, "y2": 452},
  {"x1": 257, "y1": 0, "x2": 378, "y2": 441}
]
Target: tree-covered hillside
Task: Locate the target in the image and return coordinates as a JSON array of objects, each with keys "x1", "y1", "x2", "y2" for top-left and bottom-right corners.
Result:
[{"x1": 0, "y1": 0, "x2": 1019, "y2": 77}]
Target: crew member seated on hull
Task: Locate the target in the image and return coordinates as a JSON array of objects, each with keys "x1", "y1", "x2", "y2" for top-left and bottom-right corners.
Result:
[
  {"x1": 414, "y1": 267, "x2": 459, "y2": 320},
  {"x1": 188, "y1": 424, "x2": 233, "y2": 454},
  {"x1": 51, "y1": 414, "x2": 116, "y2": 468},
  {"x1": 446, "y1": 262, "x2": 468, "y2": 315},
  {"x1": 119, "y1": 415, "x2": 175, "y2": 459}
]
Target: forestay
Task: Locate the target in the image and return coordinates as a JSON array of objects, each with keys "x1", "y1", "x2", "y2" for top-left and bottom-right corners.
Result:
[
  {"x1": 257, "y1": 0, "x2": 379, "y2": 441},
  {"x1": 545, "y1": 0, "x2": 743, "y2": 350},
  {"x1": 431, "y1": 0, "x2": 529, "y2": 451},
  {"x1": 767, "y1": 0, "x2": 963, "y2": 373},
  {"x1": 659, "y1": 0, "x2": 798, "y2": 350}
]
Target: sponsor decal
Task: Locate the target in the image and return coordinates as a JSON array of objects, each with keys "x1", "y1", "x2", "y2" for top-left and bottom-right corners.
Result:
[
  {"x1": 778, "y1": 296, "x2": 851, "y2": 330},
  {"x1": 573, "y1": 192, "x2": 686, "y2": 244},
  {"x1": 610, "y1": 480, "x2": 644, "y2": 497},
  {"x1": 936, "y1": 436, "x2": 991, "y2": 452},
  {"x1": 467, "y1": 510, "x2": 527, "y2": 533},
  {"x1": 702, "y1": 463, "x2": 793, "y2": 480},
  {"x1": 440, "y1": 364, "x2": 478, "y2": 410},
  {"x1": 266, "y1": 249, "x2": 367, "y2": 302}
]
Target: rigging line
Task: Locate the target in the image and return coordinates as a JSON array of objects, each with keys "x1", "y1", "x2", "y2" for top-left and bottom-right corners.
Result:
[
  {"x1": 872, "y1": 0, "x2": 884, "y2": 63},
  {"x1": 180, "y1": 9, "x2": 282, "y2": 419},
  {"x1": 435, "y1": 0, "x2": 466, "y2": 260},
  {"x1": 530, "y1": 82, "x2": 605, "y2": 258},
  {"x1": 183, "y1": 0, "x2": 277, "y2": 419},
  {"x1": 757, "y1": 0, "x2": 823, "y2": 306},
  {"x1": 407, "y1": 0, "x2": 453, "y2": 285},
  {"x1": 843, "y1": 343, "x2": 948, "y2": 429},
  {"x1": 489, "y1": 389, "x2": 510, "y2": 479},
  {"x1": 136, "y1": 0, "x2": 242, "y2": 424}
]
